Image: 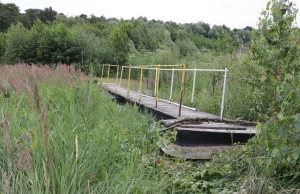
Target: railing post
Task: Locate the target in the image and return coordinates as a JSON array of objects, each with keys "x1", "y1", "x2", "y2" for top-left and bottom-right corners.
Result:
[
  {"x1": 106, "y1": 64, "x2": 110, "y2": 89},
  {"x1": 179, "y1": 64, "x2": 186, "y2": 117},
  {"x1": 155, "y1": 65, "x2": 161, "y2": 108},
  {"x1": 101, "y1": 64, "x2": 104, "y2": 85},
  {"x1": 115, "y1": 65, "x2": 119, "y2": 91},
  {"x1": 127, "y1": 65, "x2": 131, "y2": 97},
  {"x1": 139, "y1": 66, "x2": 143, "y2": 102},
  {"x1": 220, "y1": 68, "x2": 228, "y2": 119},
  {"x1": 191, "y1": 68, "x2": 197, "y2": 106},
  {"x1": 170, "y1": 68, "x2": 174, "y2": 101},
  {"x1": 119, "y1": 66, "x2": 124, "y2": 87},
  {"x1": 154, "y1": 68, "x2": 158, "y2": 97}
]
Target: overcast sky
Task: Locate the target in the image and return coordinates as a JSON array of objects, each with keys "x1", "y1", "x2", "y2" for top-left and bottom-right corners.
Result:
[{"x1": 2, "y1": 0, "x2": 300, "y2": 29}]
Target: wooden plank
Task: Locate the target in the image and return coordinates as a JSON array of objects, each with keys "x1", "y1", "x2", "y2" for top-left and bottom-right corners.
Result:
[{"x1": 101, "y1": 83, "x2": 221, "y2": 120}]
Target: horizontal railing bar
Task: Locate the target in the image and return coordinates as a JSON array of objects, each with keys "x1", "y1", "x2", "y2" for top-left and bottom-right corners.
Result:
[
  {"x1": 122, "y1": 66, "x2": 226, "y2": 72},
  {"x1": 140, "y1": 94, "x2": 197, "y2": 111},
  {"x1": 102, "y1": 65, "x2": 119, "y2": 67}
]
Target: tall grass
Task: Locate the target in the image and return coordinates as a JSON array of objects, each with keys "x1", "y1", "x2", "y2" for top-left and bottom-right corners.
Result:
[
  {"x1": 0, "y1": 64, "x2": 179, "y2": 193},
  {"x1": 0, "y1": 64, "x2": 87, "y2": 95}
]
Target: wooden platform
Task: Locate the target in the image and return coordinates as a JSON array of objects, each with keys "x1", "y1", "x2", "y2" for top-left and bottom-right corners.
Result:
[
  {"x1": 101, "y1": 83, "x2": 219, "y2": 119},
  {"x1": 101, "y1": 82, "x2": 257, "y2": 159}
]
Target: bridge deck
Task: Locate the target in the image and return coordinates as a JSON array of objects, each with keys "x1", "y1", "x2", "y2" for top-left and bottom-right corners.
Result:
[
  {"x1": 101, "y1": 83, "x2": 219, "y2": 119},
  {"x1": 101, "y1": 82, "x2": 256, "y2": 159}
]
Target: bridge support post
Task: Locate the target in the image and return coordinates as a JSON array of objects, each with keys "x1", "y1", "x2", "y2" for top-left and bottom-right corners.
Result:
[
  {"x1": 119, "y1": 66, "x2": 124, "y2": 87},
  {"x1": 101, "y1": 64, "x2": 104, "y2": 85},
  {"x1": 191, "y1": 68, "x2": 197, "y2": 106},
  {"x1": 155, "y1": 65, "x2": 161, "y2": 108},
  {"x1": 170, "y1": 68, "x2": 174, "y2": 101},
  {"x1": 220, "y1": 68, "x2": 228, "y2": 119},
  {"x1": 115, "y1": 65, "x2": 119, "y2": 91},
  {"x1": 106, "y1": 64, "x2": 110, "y2": 89},
  {"x1": 154, "y1": 68, "x2": 158, "y2": 97},
  {"x1": 179, "y1": 64, "x2": 186, "y2": 117},
  {"x1": 139, "y1": 66, "x2": 143, "y2": 102},
  {"x1": 127, "y1": 65, "x2": 131, "y2": 97}
]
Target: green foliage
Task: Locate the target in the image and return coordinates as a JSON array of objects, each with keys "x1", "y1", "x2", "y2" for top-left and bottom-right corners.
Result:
[
  {"x1": 0, "y1": 32, "x2": 6, "y2": 61},
  {"x1": 0, "y1": 2, "x2": 254, "y2": 67},
  {"x1": 172, "y1": 141, "x2": 300, "y2": 193},
  {"x1": 3, "y1": 23, "x2": 29, "y2": 63},
  {"x1": 0, "y1": 72, "x2": 177, "y2": 193},
  {"x1": 0, "y1": 2, "x2": 20, "y2": 32},
  {"x1": 24, "y1": 7, "x2": 57, "y2": 28},
  {"x1": 251, "y1": 0, "x2": 300, "y2": 180},
  {"x1": 37, "y1": 23, "x2": 81, "y2": 64},
  {"x1": 215, "y1": 30, "x2": 235, "y2": 54},
  {"x1": 108, "y1": 27, "x2": 130, "y2": 65},
  {"x1": 251, "y1": 0, "x2": 299, "y2": 116}
]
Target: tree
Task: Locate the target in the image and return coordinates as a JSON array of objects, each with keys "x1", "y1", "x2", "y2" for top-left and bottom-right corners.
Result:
[
  {"x1": 37, "y1": 23, "x2": 81, "y2": 64},
  {"x1": 108, "y1": 27, "x2": 130, "y2": 64},
  {"x1": 4, "y1": 23, "x2": 29, "y2": 64},
  {"x1": 25, "y1": 7, "x2": 57, "y2": 27},
  {"x1": 252, "y1": 0, "x2": 299, "y2": 115},
  {"x1": 20, "y1": 13, "x2": 31, "y2": 29},
  {"x1": 251, "y1": 0, "x2": 300, "y2": 178},
  {"x1": 215, "y1": 30, "x2": 235, "y2": 53},
  {"x1": 25, "y1": 8, "x2": 43, "y2": 26},
  {"x1": 0, "y1": 2, "x2": 20, "y2": 32},
  {"x1": 0, "y1": 32, "x2": 6, "y2": 61},
  {"x1": 40, "y1": 7, "x2": 57, "y2": 23}
]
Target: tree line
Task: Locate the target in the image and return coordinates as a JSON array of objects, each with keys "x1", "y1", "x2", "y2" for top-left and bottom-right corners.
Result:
[{"x1": 0, "y1": 2, "x2": 253, "y2": 69}]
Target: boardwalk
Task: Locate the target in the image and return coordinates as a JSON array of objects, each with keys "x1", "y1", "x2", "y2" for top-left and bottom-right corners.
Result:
[
  {"x1": 101, "y1": 83, "x2": 219, "y2": 119},
  {"x1": 101, "y1": 82, "x2": 257, "y2": 159}
]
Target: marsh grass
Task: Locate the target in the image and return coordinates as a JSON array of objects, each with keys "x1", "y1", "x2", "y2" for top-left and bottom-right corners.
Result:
[{"x1": 0, "y1": 64, "x2": 182, "y2": 193}]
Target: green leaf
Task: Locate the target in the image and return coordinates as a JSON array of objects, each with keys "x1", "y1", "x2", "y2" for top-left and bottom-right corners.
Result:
[
  {"x1": 291, "y1": 153, "x2": 299, "y2": 161},
  {"x1": 277, "y1": 113, "x2": 284, "y2": 120},
  {"x1": 260, "y1": 75, "x2": 267, "y2": 82},
  {"x1": 272, "y1": 148, "x2": 280, "y2": 157}
]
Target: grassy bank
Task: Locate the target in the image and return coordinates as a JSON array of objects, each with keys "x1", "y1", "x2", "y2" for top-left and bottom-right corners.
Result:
[{"x1": 0, "y1": 64, "x2": 179, "y2": 193}]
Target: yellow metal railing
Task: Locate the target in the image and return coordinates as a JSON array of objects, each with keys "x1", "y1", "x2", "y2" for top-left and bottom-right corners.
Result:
[
  {"x1": 101, "y1": 64, "x2": 119, "y2": 91},
  {"x1": 102, "y1": 64, "x2": 228, "y2": 119},
  {"x1": 122, "y1": 64, "x2": 186, "y2": 117}
]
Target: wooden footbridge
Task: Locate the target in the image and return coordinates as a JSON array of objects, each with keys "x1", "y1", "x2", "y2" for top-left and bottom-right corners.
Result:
[{"x1": 100, "y1": 64, "x2": 257, "y2": 159}]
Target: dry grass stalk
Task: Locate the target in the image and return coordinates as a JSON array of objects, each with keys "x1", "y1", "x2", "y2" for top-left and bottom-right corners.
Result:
[
  {"x1": 42, "y1": 159, "x2": 50, "y2": 188},
  {"x1": 25, "y1": 80, "x2": 33, "y2": 110},
  {"x1": 21, "y1": 132, "x2": 31, "y2": 142},
  {"x1": 34, "y1": 84, "x2": 41, "y2": 114},
  {"x1": 2, "y1": 171, "x2": 10, "y2": 194},
  {"x1": 40, "y1": 103, "x2": 54, "y2": 172},
  {"x1": 15, "y1": 138, "x2": 32, "y2": 171},
  {"x1": 75, "y1": 134, "x2": 79, "y2": 162},
  {"x1": 1, "y1": 116, "x2": 12, "y2": 156},
  {"x1": 41, "y1": 103, "x2": 49, "y2": 145},
  {"x1": 48, "y1": 152, "x2": 54, "y2": 174},
  {"x1": 9, "y1": 74, "x2": 21, "y2": 94}
]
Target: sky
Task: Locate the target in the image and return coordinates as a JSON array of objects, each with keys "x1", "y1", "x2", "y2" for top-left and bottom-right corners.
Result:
[{"x1": 2, "y1": 0, "x2": 300, "y2": 29}]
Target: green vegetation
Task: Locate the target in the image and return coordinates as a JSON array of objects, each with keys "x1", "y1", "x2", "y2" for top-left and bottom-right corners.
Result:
[
  {"x1": 0, "y1": 1, "x2": 256, "y2": 120},
  {"x1": 170, "y1": 1, "x2": 300, "y2": 193},
  {"x1": 0, "y1": 64, "x2": 179, "y2": 193},
  {"x1": 0, "y1": 1, "x2": 252, "y2": 66},
  {"x1": 0, "y1": 0, "x2": 300, "y2": 193}
]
